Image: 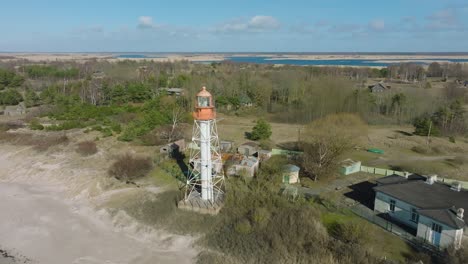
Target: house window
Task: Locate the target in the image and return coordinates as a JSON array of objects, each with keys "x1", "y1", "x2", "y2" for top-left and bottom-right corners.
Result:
[
  {"x1": 411, "y1": 208, "x2": 419, "y2": 223},
  {"x1": 432, "y1": 223, "x2": 442, "y2": 233},
  {"x1": 389, "y1": 200, "x2": 396, "y2": 212}
]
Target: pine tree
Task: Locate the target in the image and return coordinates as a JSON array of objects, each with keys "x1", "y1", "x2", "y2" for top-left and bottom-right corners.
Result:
[{"x1": 250, "y1": 119, "x2": 272, "y2": 141}]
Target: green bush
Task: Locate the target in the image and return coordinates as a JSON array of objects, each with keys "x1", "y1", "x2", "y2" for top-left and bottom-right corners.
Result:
[
  {"x1": 248, "y1": 119, "x2": 272, "y2": 141},
  {"x1": 234, "y1": 219, "x2": 252, "y2": 234},
  {"x1": 29, "y1": 119, "x2": 44, "y2": 130},
  {"x1": 0, "y1": 89, "x2": 23, "y2": 105}
]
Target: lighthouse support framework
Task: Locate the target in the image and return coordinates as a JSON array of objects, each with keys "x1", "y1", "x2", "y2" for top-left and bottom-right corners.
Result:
[{"x1": 184, "y1": 118, "x2": 224, "y2": 204}]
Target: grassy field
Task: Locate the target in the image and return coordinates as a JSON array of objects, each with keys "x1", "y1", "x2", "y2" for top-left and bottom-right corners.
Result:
[{"x1": 216, "y1": 112, "x2": 468, "y2": 180}]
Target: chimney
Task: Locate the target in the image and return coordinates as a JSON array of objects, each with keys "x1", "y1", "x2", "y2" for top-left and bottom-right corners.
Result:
[
  {"x1": 451, "y1": 182, "x2": 462, "y2": 192},
  {"x1": 426, "y1": 175, "x2": 437, "y2": 185},
  {"x1": 457, "y1": 208, "x2": 464, "y2": 219}
]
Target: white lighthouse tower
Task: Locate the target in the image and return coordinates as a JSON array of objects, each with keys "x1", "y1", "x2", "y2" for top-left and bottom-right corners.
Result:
[{"x1": 183, "y1": 86, "x2": 224, "y2": 207}]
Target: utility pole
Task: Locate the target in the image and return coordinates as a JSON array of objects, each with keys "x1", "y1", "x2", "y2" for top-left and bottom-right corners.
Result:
[{"x1": 426, "y1": 120, "x2": 432, "y2": 146}]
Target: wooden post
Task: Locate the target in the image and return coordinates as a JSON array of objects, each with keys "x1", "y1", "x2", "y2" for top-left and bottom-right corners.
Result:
[{"x1": 426, "y1": 120, "x2": 432, "y2": 146}]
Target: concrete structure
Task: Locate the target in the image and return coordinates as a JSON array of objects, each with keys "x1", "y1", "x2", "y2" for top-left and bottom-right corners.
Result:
[
  {"x1": 283, "y1": 164, "x2": 300, "y2": 184},
  {"x1": 159, "y1": 139, "x2": 186, "y2": 156},
  {"x1": 238, "y1": 142, "x2": 259, "y2": 157},
  {"x1": 258, "y1": 149, "x2": 272, "y2": 162},
  {"x1": 181, "y1": 87, "x2": 224, "y2": 211},
  {"x1": 271, "y1": 148, "x2": 303, "y2": 160},
  {"x1": 3, "y1": 102, "x2": 26, "y2": 116},
  {"x1": 219, "y1": 140, "x2": 234, "y2": 152},
  {"x1": 340, "y1": 159, "x2": 361, "y2": 175},
  {"x1": 373, "y1": 175, "x2": 467, "y2": 249},
  {"x1": 226, "y1": 155, "x2": 259, "y2": 177},
  {"x1": 368, "y1": 82, "x2": 391, "y2": 93}
]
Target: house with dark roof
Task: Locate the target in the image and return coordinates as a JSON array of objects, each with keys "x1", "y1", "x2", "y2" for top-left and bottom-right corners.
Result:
[
  {"x1": 368, "y1": 82, "x2": 391, "y2": 93},
  {"x1": 374, "y1": 175, "x2": 467, "y2": 249}
]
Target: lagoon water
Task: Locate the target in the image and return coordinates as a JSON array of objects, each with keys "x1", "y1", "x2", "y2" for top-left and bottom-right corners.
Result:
[
  {"x1": 114, "y1": 54, "x2": 468, "y2": 67},
  {"x1": 225, "y1": 56, "x2": 468, "y2": 67}
]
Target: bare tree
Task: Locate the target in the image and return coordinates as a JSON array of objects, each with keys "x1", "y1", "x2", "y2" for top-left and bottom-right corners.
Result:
[
  {"x1": 168, "y1": 106, "x2": 184, "y2": 143},
  {"x1": 302, "y1": 113, "x2": 367, "y2": 181}
]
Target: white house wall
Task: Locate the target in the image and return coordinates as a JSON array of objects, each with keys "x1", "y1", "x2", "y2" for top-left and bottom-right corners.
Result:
[
  {"x1": 374, "y1": 192, "x2": 419, "y2": 229},
  {"x1": 416, "y1": 215, "x2": 460, "y2": 248}
]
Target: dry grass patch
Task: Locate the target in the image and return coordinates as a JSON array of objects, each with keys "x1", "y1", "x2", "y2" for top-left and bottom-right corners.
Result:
[
  {"x1": 0, "y1": 131, "x2": 68, "y2": 151},
  {"x1": 76, "y1": 140, "x2": 98, "y2": 156},
  {"x1": 108, "y1": 153, "x2": 153, "y2": 182}
]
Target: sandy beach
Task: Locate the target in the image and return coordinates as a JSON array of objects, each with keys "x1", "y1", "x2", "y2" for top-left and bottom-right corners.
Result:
[
  {"x1": 0, "y1": 131, "x2": 197, "y2": 264},
  {"x1": 2, "y1": 52, "x2": 468, "y2": 64}
]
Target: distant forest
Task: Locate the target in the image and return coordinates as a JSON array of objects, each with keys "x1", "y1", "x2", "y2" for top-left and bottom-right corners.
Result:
[{"x1": 0, "y1": 59, "x2": 467, "y2": 141}]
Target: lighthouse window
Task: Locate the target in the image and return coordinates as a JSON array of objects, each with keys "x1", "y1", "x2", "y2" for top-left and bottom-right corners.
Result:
[{"x1": 198, "y1": 96, "x2": 209, "y2": 107}]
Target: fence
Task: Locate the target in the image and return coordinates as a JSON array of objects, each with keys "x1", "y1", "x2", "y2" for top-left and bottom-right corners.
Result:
[
  {"x1": 359, "y1": 165, "x2": 468, "y2": 190},
  {"x1": 360, "y1": 165, "x2": 406, "y2": 176}
]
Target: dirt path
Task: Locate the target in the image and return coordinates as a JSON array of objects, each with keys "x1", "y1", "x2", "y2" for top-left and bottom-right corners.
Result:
[{"x1": 0, "y1": 138, "x2": 197, "y2": 264}]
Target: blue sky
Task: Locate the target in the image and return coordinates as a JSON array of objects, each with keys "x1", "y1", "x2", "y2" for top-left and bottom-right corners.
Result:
[{"x1": 1, "y1": 0, "x2": 468, "y2": 52}]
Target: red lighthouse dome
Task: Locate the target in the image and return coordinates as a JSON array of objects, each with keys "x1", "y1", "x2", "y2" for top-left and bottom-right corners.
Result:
[{"x1": 193, "y1": 86, "x2": 216, "y2": 120}]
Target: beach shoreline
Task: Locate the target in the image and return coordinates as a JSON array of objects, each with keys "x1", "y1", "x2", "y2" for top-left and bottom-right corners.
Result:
[{"x1": 2, "y1": 52, "x2": 468, "y2": 65}]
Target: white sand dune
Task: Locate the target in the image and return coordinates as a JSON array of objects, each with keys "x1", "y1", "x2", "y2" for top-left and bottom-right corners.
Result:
[{"x1": 0, "y1": 142, "x2": 197, "y2": 264}]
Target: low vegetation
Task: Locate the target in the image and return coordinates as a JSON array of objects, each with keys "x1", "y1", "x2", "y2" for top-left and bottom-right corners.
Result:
[
  {"x1": 108, "y1": 153, "x2": 153, "y2": 182},
  {"x1": 75, "y1": 141, "x2": 98, "y2": 156},
  {"x1": 0, "y1": 131, "x2": 68, "y2": 151}
]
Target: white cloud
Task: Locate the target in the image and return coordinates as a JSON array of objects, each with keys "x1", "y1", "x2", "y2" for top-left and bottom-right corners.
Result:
[
  {"x1": 249, "y1": 15, "x2": 280, "y2": 30},
  {"x1": 425, "y1": 9, "x2": 462, "y2": 30},
  {"x1": 216, "y1": 15, "x2": 280, "y2": 33},
  {"x1": 138, "y1": 16, "x2": 159, "y2": 29},
  {"x1": 369, "y1": 19, "x2": 385, "y2": 31}
]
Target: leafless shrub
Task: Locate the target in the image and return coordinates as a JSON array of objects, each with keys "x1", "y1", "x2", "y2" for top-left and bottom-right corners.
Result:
[
  {"x1": 76, "y1": 140, "x2": 98, "y2": 156},
  {"x1": 117, "y1": 112, "x2": 138, "y2": 124},
  {"x1": 411, "y1": 145, "x2": 430, "y2": 154},
  {"x1": 108, "y1": 153, "x2": 152, "y2": 182},
  {"x1": 0, "y1": 131, "x2": 68, "y2": 151},
  {"x1": 22, "y1": 105, "x2": 53, "y2": 122},
  {"x1": 0, "y1": 121, "x2": 24, "y2": 131},
  {"x1": 451, "y1": 156, "x2": 468, "y2": 166},
  {"x1": 34, "y1": 134, "x2": 69, "y2": 151}
]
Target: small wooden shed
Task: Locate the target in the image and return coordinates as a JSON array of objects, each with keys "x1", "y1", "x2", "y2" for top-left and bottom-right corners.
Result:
[{"x1": 283, "y1": 164, "x2": 300, "y2": 184}]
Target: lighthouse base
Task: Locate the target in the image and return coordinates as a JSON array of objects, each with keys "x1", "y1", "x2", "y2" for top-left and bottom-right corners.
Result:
[{"x1": 177, "y1": 196, "x2": 224, "y2": 215}]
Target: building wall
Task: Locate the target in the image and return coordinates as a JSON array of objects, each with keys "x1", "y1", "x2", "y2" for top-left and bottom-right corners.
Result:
[
  {"x1": 283, "y1": 171, "x2": 299, "y2": 184},
  {"x1": 238, "y1": 145, "x2": 257, "y2": 156},
  {"x1": 416, "y1": 215, "x2": 461, "y2": 248},
  {"x1": 234, "y1": 164, "x2": 256, "y2": 177},
  {"x1": 375, "y1": 191, "x2": 463, "y2": 248},
  {"x1": 374, "y1": 192, "x2": 419, "y2": 229}
]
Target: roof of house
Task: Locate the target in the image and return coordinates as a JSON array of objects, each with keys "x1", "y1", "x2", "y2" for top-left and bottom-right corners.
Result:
[
  {"x1": 369, "y1": 82, "x2": 389, "y2": 91},
  {"x1": 340, "y1": 159, "x2": 360, "y2": 167},
  {"x1": 284, "y1": 164, "x2": 300, "y2": 172},
  {"x1": 239, "y1": 156, "x2": 258, "y2": 167},
  {"x1": 418, "y1": 208, "x2": 465, "y2": 229},
  {"x1": 376, "y1": 174, "x2": 426, "y2": 185},
  {"x1": 374, "y1": 180, "x2": 468, "y2": 228},
  {"x1": 239, "y1": 141, "x2": 259, "y2": 148}
]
